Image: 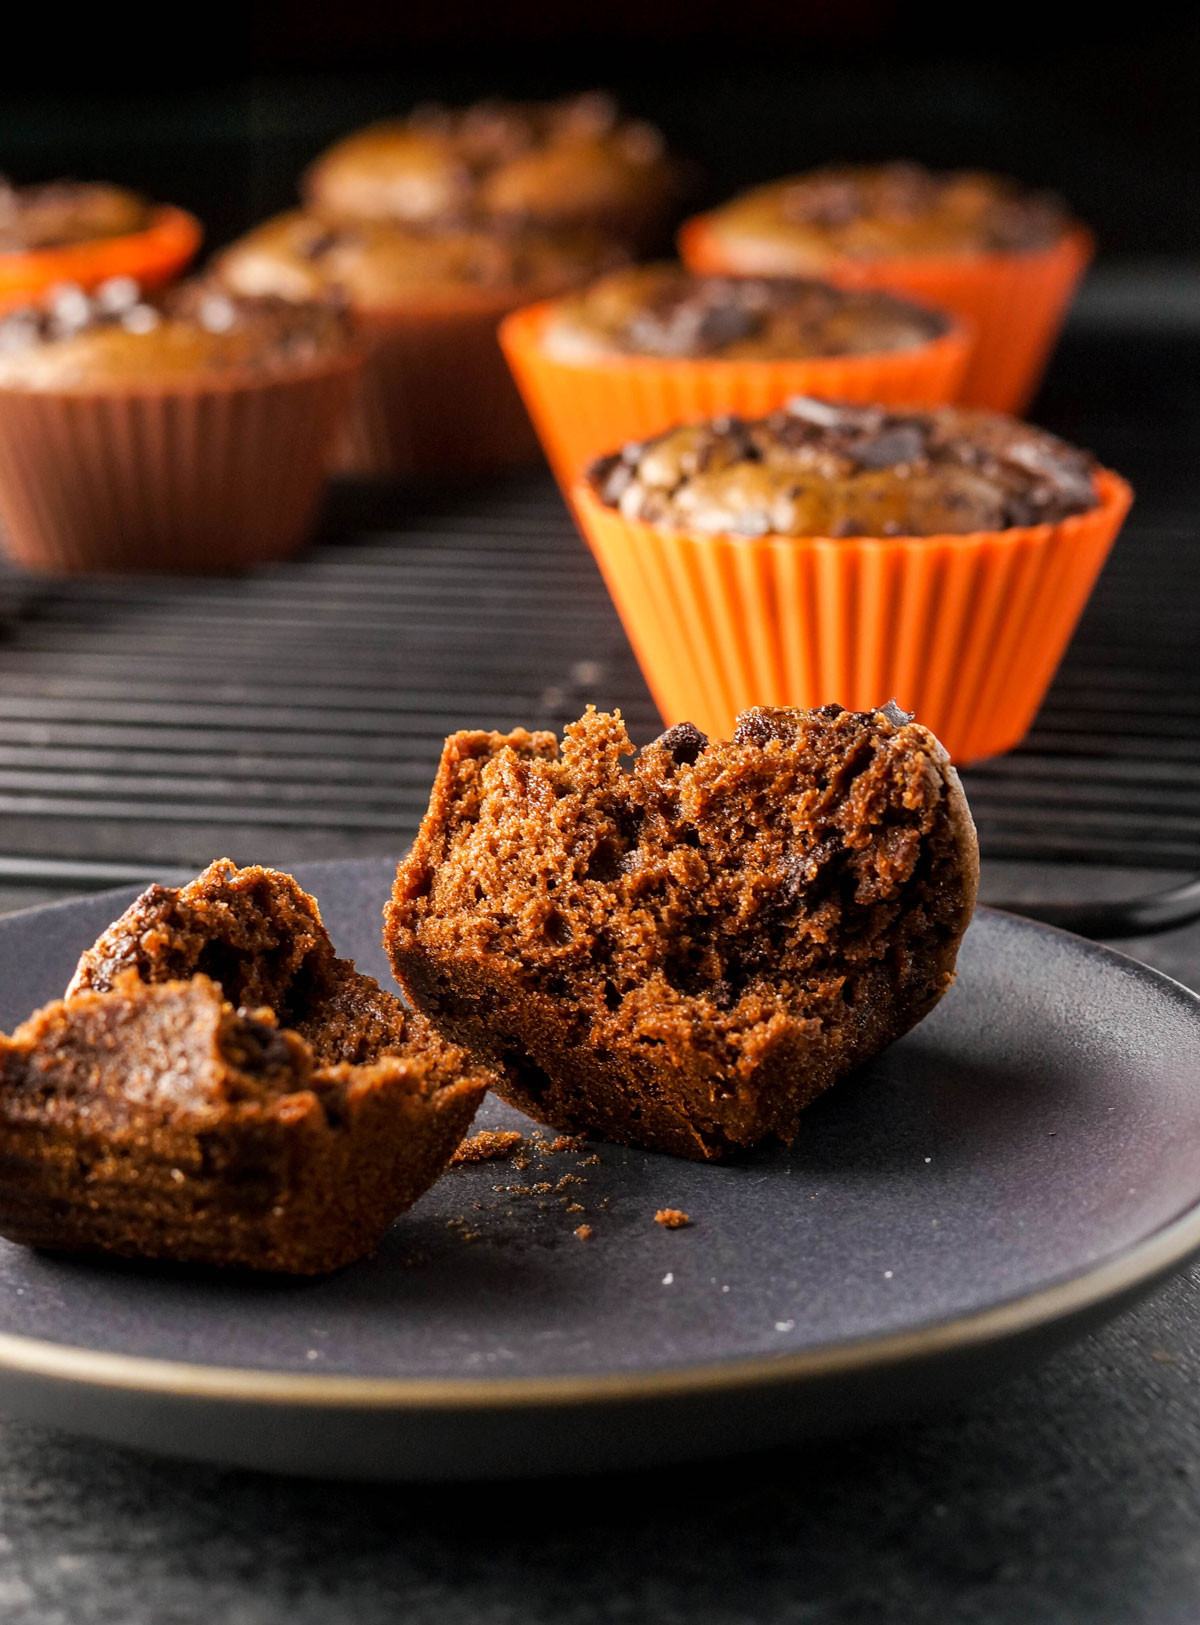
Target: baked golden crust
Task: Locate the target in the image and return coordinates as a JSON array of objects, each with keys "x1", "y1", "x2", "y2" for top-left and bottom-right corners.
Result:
[
  {"x1": 0, "y1": 860, "x2": 489, "y2": 1272},
  {"x1": 0, "y1": 283, "x2": 352, "y2": 390},
  {"x1": 301, "y1": 93, "x2": 677, "y2": 243},
  {"x1": 0, "y1": 179, "x2": 153, "y2": 253},
  {"x1": 387, "y1": 704, "x2": 979, "y2": 1160},
  {"x1": 588, "y1": 397, "x2": 1099, "y2": 537},
  {"x1": 212, "y1": 210, "x2": 627, "y2": 310},
  {"x1": 541, "y1": 263, "x2": 948, "y2": 361},
  {"x1": 699, "y1": 163, "x2": 1072, "y2": 273}
]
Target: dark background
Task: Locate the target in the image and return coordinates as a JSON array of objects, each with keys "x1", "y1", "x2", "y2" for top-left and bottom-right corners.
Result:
[{"x1": 1, "y1": 4, "x2": 1196, "y2": 259}]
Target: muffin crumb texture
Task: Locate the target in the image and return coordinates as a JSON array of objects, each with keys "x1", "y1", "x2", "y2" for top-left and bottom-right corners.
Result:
[
  {"x1": 655, "y1": 1208, "x2": 691, "y2": 1228},
  {"x1": 0, "y1": 860, "x2": 487, "y2": 1272},
  {"x1": 450, "y1": 1128, "x2": 526, "y2": 1164},
  {"x1": 387, "y1": 704, "x2": 979, "y2": 1160},
  {"x1": 589, "y1": 398, "x2": 1098, "y2": 537}
]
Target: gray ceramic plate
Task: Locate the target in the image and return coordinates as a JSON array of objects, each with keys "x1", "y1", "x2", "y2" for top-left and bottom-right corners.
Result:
[{"x1": 1, "y1": 857, "x2": 1199, "y2": 1481}]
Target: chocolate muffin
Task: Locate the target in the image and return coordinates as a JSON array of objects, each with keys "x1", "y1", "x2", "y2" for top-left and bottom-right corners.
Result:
[
  {"x1": 693, "y1": 163, "x2": 1072, "y2": 273},
  {"x1": 387, "y1": 704, "x2": 979, "y2": 1160},
  {"x1": 0, "y1": 279, "x2": 352, "y2": 390},
  {"x1": 302, "y1": 92, "x2": 678, "y2": 245},
  {"x1": 588, "y1": 397, "x2": 1100, "y2": 538},
  {"x1": 0, "y1": 179, "x2": 153, "y2": 252},
  {"x1": 213, "y1": 211, "x2": 626, "y2": 311},
  {"x1": 0, "y1": 861, "x2": 488, "y2": 1272},
  {"x1": 540, "y1": 263, "x2": 950, "y2": 362}
]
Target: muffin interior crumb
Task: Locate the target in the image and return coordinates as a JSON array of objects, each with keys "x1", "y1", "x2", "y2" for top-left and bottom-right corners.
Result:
[{"x1": 389, "y1": 703, "x2": 978, "y2": 1156}]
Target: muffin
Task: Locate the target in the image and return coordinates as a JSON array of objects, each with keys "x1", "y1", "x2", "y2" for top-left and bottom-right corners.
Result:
[
  {"x1": 679, "y1": 163, "x2": 1093, "y2": 411},
  {"x1": 214, "y1": 210, "x2": 626, "y2": 478},
  {"x1": 500, "y1": 262, "x2": 971, "y2": 485},
  {"x1": 574, "y1": 398, "x2": 1132, "y2": 762},
  {"x1": 0, "y1": 278, "x2": 361, "y2": 573},
  {"x1": 303, "y1": 92, "x2": 679, "y2": 248},
  {"x1": 0, "y1": 176, "x2": 201, "y2": 312},
  {"x1": 386, "y1": 703, "x2": 979, "y2": 1161},
  {"x1": 0, "y1": 860, "x2": 489, "y2": 1274}
]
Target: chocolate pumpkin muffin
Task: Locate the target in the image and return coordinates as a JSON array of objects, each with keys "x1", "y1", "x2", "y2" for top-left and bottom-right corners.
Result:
[
  {"x1": 0, "y1": 861, "x2": 488, "y2": 1273},
  {"x1": 387, "y1": 704, "x2": 979, "y2": 1161},
  {"x1": 540, "y1": 263, "x2": 950, "y2": 361},
  {"x1": 302, "y1": 92, "x2": 678, "y2": 246},
  {"x1": 0, "y1": 280, "x2": 360, "y2": 573},
  {"x1": 588, "y1": 397, "x2": 1100, "y2": 538},
  {"x1": 691, "y1": 163, "x2": 1072, "y2": 273},
  {"x1": 212, "y1": 210, "x2": 624, "y2": 480}
]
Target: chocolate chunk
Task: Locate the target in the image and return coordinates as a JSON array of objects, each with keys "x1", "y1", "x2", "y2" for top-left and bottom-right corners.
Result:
[
  {"x1": 733, "y1": 707, "x2": 800, "y2": 747},
  {"x1": 877, "y1": 700, "x2": 915, "y2": 727},
  {"x1": 653, "y1": 721, "x2": 709, "y2": 765},
  {"x1": 853, "y1": 424, "x2": 927, "y2": 470}
]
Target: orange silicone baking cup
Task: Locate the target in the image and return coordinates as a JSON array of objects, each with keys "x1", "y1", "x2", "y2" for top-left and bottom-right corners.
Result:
[
  {"x1": 0, "y1": 206, "x2": 203, "y2": 313},
  {"x1": 0, "y1": 351, "x2": 362, "y2": 574},
  {"x1": 678, "y1": 215, "x2": 1093, "y2": 415},
  {"x1": 338, "y1": 287, "x2": 546, "y2": 479},
  {"x1": 572, "y1": 468, "x2": 1132, "y2": 765},
  {"x1": 500, "y1": 299, "x2": 972, "y2": 490}
]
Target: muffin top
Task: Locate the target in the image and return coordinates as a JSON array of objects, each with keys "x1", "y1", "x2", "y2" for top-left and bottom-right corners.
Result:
[
  {"x1": 302, "y1": 93, "x2": 675, "y2": 235},
  {"x1": 0, "y1": 279, "x2": 352, "y2": 390},
  {"x1": 540, "y1": 263, "x2": 950, "y2": 361},
  {"x1": 0, "y1": 180, "x2": 157, "y2": 255},
  {"x1": 696, "y1": 163, "x2": 1073, "y2": 271},
  {"x1": 212, "y1": 209, "x2": 627, "y2": 308},
  {"x1": 0, "y1": 179, "x2": 156, "y2": 254},
  {"x1": 588, "y1": 397, "x2": 1099, "y2": 537}
]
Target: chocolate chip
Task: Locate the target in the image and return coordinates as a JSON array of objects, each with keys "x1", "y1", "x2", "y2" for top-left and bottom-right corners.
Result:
[
  {"x1": 733, "y1": 707, "x2": 797, "y2": 747},
  {"x1": 853, "y1": 424, "x2": 926, "y2": 470},
  {"x1": 653, "y1": 721, "x2": 708, "y2": 765},
  {"x1": 877, "y1": 700, "x2": 915, "y2": 727},
  {"x1": 813, "y1": 702, "x2": 845, "y2": 719}
]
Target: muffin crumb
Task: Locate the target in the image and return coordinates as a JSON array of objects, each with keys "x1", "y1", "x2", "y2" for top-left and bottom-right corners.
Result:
[
  {"x1": 451, "y1": 1129, "x2": 525, "y2": 1165},
  {"x1": 655, "y1": 1208, "x2": 691, "y2": 1229}
]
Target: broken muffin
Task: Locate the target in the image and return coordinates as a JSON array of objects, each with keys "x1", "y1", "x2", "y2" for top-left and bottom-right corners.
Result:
[
  {"x1": 386, "y1": 704, "x2": 978, "y2": 1160},
  {"x1": 0, "y1": 860, "x2": 487, "y2": 1272}
]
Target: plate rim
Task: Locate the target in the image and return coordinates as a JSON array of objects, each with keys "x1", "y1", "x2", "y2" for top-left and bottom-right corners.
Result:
[{"x1": 1, "y1": 884, "x2": 1198, "y2": 1415}]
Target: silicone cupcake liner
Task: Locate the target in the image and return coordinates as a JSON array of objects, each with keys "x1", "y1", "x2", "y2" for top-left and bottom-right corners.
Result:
[
  {"x1": 500, "y1": 299, "x2": 972, "y2": 489},
  {"x1": 0, "y1": 207, "x2": 203, "y2": 313},
  {"x1": 678, "y1": 216, "x2": 1094, "y2": 414},
  {"x1": 338, "y1": 293, "x2": 544, "y2": 479},
  {"x1": 572, "y1": 469, "x2": 1132, "y2": 765},
  {"x1": 0, "y1": 353, "x2": 361, "y2": 574}
]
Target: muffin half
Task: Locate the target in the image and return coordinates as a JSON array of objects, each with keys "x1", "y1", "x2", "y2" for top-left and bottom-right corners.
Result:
[
  {"x1": 0, "y1": 861, "x2": 489, "y2": 1273},
  {"x1": 387, "y1": 704, "x2": 978, "y2": 1160}
]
